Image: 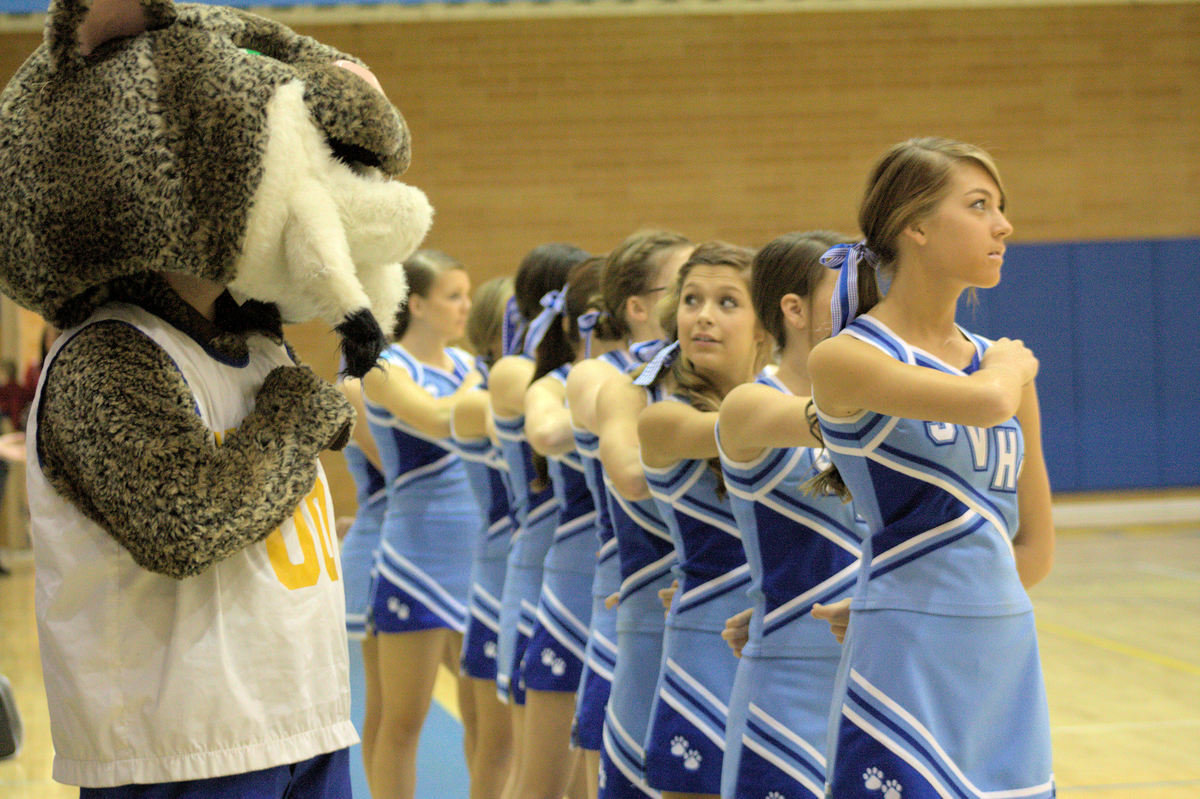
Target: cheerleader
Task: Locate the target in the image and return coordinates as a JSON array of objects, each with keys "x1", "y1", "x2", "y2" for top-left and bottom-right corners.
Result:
[
  {"x1": 807, "y1": 138, "x2": 1054, "y2": 798},
  {"x1": 714, "y1": 231, "x2": 864, "y2": 799},
  {"x1": 635, "y1": 242, "x2": 769, "y2": 799},
  {"x1": 518, "y1": 256, "x2": 608, "y2": 797},
  {"x1": 360, "y1": 250, "x2": 481, "y2": 799},
  {"x1": 572, "y1": 231, "x2": 693, "y2": 798},
  {"x1": 453, "y1": 276, "x2": 518, "y2": 799},
  {"x1": 336, "y1": 374, "x2": 388, "y2": 794},
  {"x1": 489, "y1": 243, "x2": 590, "y2": 799}
]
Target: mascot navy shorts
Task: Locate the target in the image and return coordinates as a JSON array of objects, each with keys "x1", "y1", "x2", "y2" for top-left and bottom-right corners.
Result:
[{"x1": 79, "y1": 748, "x2": 351, "y2": 799}]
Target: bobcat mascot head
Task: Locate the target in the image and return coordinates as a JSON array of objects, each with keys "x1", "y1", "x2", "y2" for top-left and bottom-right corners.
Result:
[{"x1": 0, "y1": 0, "x2": 432, "y2": 375}]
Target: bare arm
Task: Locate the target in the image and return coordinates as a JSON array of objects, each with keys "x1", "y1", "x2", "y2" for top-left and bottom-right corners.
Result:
[
  {"x1": 717, "y1": 382, "x2": 821, "y2": 463},
  {"x1": 638, "y1": 401, "x2": 718, "y2": 468},
  {"x1": 565, "y1": 357, "x2": 622, "y2": 433},
  {"x1": 488, "y1": 355, "x2": 536, "y2": 419},
  {"x1": 525, "y1": 375, "x2": 574, "y2": 457},
  {"x1": 361, "y1": 359, "x2": 481, "y2": 440},
  {"x1": 451, "y1": 388, "x2": 492, "y2": 441},
  {"x1": 338, "y1": 377, "x2": 383, "y2": 469},
  {"x1": 1012, "y1": 380, "x2": 1055, "y2": 588},
  {"x1": 808, "y1": 334, "x2": 1037, "y2": 427},
  {"x1": 596, "y1": 372, "x2": 650, "y2": 501}
]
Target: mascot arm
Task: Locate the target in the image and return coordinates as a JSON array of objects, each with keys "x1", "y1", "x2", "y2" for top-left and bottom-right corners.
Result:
[{"x1": 38, "y1": 322, "x2": 354, "y2": 579}]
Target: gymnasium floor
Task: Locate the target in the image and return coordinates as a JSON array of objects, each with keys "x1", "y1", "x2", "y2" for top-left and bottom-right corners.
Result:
[{"x1": 1, "y1": 498, "x2": 1198, "y2": 798}]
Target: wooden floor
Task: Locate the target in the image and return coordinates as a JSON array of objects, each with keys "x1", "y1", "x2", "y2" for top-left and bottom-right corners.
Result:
[{"x1": 2, "y1": 513, "x2": 1198, "y2": 797}]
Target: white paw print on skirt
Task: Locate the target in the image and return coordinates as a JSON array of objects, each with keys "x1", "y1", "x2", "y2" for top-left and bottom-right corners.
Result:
[
  {"x1": 668, "y1": 735, "x2": 702, "y2": 771},
  {"x1": 765, "y1": 792, "x2": 786, "y2": 799},
  {"x1": 386, "y1": 597, "x2": 410, "y2": 620},
  {"x1": 597, "y1": 762, "x2": 607, "y2": 790},
  {"x1": 862, "y1": 767, "x2": 901, "y2": 798},
  {"x1": 483, "y1": 641, "x2": 497, "y2": 659},
  {"x1": 540, "y1": 647, "x2": 566, "y2": 677}
]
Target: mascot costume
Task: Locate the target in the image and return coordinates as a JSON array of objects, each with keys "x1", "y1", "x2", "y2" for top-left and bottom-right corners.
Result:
[{"x1": 0, "y1": 0, "x2": 432, "y2": 791}]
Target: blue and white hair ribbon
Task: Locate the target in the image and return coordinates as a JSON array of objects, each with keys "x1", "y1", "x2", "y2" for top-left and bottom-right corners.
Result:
[
  {"x1": 523, "y1": 288, "x2": 567, "y2": 358},
  {"x1": 577, "y1": 309, "x2": 604, "y2": 358},
  {"x1": 628, "y1": 338, "x2": 667, "y2": 364},
  {"x1": 631, "y1": 340, "x2": 679, "y2": 387},
  {"x1": 820, "y1": 241, "x2": 877, "y2": 335},
  {"x1": 501, "y1": 296, "x2": 525, "y2": 357}
]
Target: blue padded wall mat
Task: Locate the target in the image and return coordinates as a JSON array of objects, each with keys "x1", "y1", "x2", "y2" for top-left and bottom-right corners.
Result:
[{"x1": 973, "y1": 237, "x2": 1199, "y2": 493}]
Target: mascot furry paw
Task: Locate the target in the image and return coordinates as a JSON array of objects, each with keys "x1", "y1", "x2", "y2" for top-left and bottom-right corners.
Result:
[{"x1": 0, "y1": 0, "x2": 432, "y2": 789}]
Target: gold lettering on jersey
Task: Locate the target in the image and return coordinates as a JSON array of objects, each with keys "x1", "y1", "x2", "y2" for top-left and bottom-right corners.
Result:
[
  {"x1": 265, "y1": 474, "x2": 340, "y2": 589},
  {"x1": 265, "y1": 494, "x2": 323, "y2": 589},
  {"x1": 214, "y1": 429, "x2": 340, "y2": 589},
  {"x1": 306, "y1": 489, "x2": 340, "y2": 583}
]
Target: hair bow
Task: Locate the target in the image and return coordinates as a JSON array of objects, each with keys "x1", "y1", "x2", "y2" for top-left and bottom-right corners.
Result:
[
  {"x1": 523, "y1": 287, "x2": 568, "y2": 358},
  {"x1": 631, "y1": 340, "x2": 679, "y2": 387},
  {"x1": 501, "y1": 296, "x2": 526, "y2": 357},
  {"x1": 820, "y1": 241, "x2": 877, "y2": 335},
  {"x1": 628, "y1": 338, "x2": 667, "y2": 364},
  {"x1": 577, "y1": 309, "x2": 606, "y2": 358}
]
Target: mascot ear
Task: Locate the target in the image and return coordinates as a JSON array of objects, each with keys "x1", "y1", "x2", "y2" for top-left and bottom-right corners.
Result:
[{"x1": 47, "y1": 0, "x2": 176, "y2": 67}]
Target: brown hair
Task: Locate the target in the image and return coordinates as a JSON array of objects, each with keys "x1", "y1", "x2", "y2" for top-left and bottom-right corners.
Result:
[
  {"x1": 593, "y1": 229, "x2": 691, "y2": 341},
  {"x1": 750, "y1": 230, "x2": 846, "y2": 349},
  {"x1": 513, "y1": 243, "x2": 590, "y2": 328},
  {"x1": 393, "y1": 250, "x2": 466, "y2": 340},
  {"x1": 529, "y1": 256, "x2": 606, "y2": 491},
  {"x1": 466, "y1": 276, "x2": 514, "y2": 368},
  {"x1": 807, "y1": 137, "x2": 1006, "y2": 500},
  {"x1": 851, "y1": 137, "x2": 1006, "y2": 317},
  {"x1": 648, "y1": 241, "x2": 767, "y2": 495}
]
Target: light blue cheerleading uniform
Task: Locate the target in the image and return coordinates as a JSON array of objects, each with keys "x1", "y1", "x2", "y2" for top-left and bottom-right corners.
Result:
[
  {"x1": 641, "y1": 420, "x2": 750, "y2": 796},
  {"x1": 573, "y1": 347, "x2": 640, "y2": 752},
  {"x1": 717, "y1": 368, "x2": 864, "y2": 799},
  {"x1": 339, "y1": 438, "x2": 388, "y2": 798},
  {"x1": 599, "y1": 387, "x2": 677, "y2": 799},
  {"x1": 494, "y1": 377, "x2": 561, "y2": 705},
  {"x1": 340, "y1": 441, "x2": 387, "y2": 640},
  {"x1": 365, "y1": 344, "x2": 480, "y2": 635},
  {"x1": 816, "y1": 317, "x2": 1053, "y2": 799},
  {"x1": 524, "y1": 364, "x2": 599, "y2": 694},
  {"x1": 453, "y1": 373, "x2": 517, "y2": 681}
]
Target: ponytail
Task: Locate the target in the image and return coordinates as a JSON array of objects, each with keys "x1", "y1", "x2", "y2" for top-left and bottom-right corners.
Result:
[
  {"x1": 528, "y1": 255, "x2": 604, "y2": 491},
  {"x1": 806, "y1": 138, "x2": 1006, "y2": 498}
]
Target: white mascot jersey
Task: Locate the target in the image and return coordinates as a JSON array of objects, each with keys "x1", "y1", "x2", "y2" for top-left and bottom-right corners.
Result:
[{"x1": 26, "y1": 303, "x2": 357, "y2": 788}]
